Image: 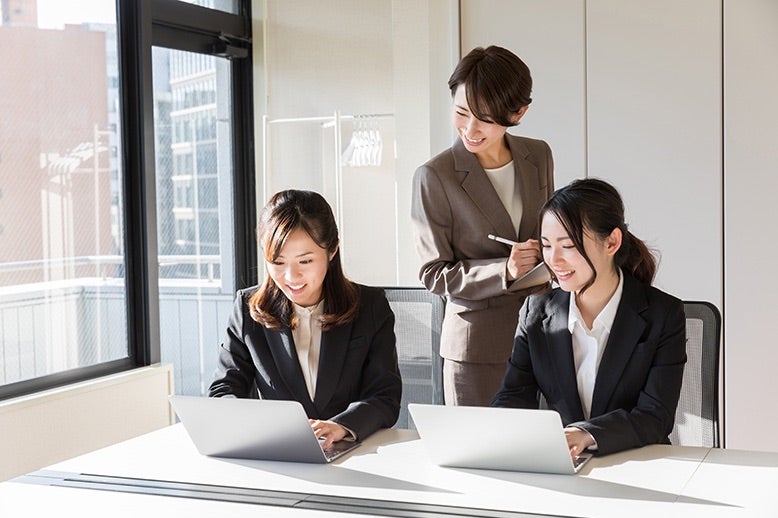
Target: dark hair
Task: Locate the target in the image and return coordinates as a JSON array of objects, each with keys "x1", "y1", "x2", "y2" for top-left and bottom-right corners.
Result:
[
  {"x1": 248, "y1": 190, "x2": 358, "y2": 330},
  {"x1": 448, "y1": 45, "x2": 532, "y2": 127},
  {"x1": 540, "y1": 178, "x2": 657, "y2": 293}
]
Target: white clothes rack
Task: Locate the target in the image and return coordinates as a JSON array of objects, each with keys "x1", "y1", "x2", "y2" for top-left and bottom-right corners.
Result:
[{"x1": 261, "y1": 111, "x2": 396, "y2": 279}]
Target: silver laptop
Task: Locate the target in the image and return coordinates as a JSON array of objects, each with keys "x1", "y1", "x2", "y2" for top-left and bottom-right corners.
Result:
[
  {"x1": 168, "y1": 395, "x2": 359, "y2": 463},
  {"x1": 408, "y1": 403, "x2": 592, "y2": 475}
]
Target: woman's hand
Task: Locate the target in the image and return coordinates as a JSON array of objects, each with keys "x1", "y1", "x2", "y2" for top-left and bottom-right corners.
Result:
[
  {"x1": 309, "y1": 419, "x2": 348, "y2": 450},
  {"x1": 564, "y1": 426, "x2": 595, "y2": 458},
  {"x1": 506, "y1": 239, "x2": 541, "y2": 281}
]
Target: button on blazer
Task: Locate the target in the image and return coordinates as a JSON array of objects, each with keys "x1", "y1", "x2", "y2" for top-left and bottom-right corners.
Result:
[
  {"x1": 492, "y1": 272, "x2": 687, "y2": 455},
  {"x1": 208, "y1": 284, "x2": 402, "y2": 441}
]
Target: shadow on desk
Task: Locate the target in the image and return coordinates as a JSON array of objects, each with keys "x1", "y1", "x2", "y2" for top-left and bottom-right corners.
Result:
[
  {"x1": 215, "y1": 457, "x2": 458, "y2": 494},
  {"x1": 445, "y1": 466, "x2": 737, "y2": 508},
  {"x1": 214, "y1": 431, "x2": 458, "y2": 494}
]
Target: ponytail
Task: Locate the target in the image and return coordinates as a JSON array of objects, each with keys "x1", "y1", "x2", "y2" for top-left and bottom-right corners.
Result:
[
  {"x1": 540, "y1": 178, "x2": 661, "y2": 290},
  {"x1": 616, "y1": 228, "x2": 657, "y2": 285}
]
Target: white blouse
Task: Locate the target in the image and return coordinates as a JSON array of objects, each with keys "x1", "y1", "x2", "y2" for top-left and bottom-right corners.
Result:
[{"x1": 291, "y1": 300, "x2": 324, "y2": 400}]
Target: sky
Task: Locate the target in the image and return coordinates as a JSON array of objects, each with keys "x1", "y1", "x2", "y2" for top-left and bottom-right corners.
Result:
[{"x1": 36, "y1": 0, "x2": 116, "y2": 29}]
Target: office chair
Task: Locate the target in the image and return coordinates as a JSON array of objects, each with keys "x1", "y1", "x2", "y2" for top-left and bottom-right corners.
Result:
[
  {"x1": 381, "y1": 287, "x2": 445, "y2": 429},
  {"x1": 670, "y1": 301, "x2": 722, "y2": 448}
]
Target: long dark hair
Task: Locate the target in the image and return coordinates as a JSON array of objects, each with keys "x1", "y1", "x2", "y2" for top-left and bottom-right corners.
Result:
[
  {"x1": 248, "y1": 190, "x2": 358, "y2": 330},
  {"x1": 540, "y1": 178, "x2": 657, "y2": 293},
  {"x1": 448, "y1": 45, "x2": 532, "y2": 126}
]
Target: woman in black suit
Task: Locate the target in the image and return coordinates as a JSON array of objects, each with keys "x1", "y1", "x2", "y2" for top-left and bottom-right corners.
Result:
[
  {"x1": 492, "y1": 178, "x2": 686, "y2": 456},
  {"x1": 209, "y1": 190, "x2": 402, "y2": 449}
]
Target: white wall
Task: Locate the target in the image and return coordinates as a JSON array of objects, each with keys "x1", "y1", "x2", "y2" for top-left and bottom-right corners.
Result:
[
  {"x1": 461, "y1": 0, "x2": 722, "y2": 306},
  {"x1": 723, "y1": 0, "x2": 778, "y2": 451},
  {"x1": 460, "y1": 0, "x2": 586, "y2": 189},
  {"x1": 255, "y1": 0, "x2": 456, "y2": 287},
  {"x1": 0, "y1": 365, "x2": 174, "y2": 481},
  {"x1": 462, "y1": 0, "x2": 778, "y2": 451}
]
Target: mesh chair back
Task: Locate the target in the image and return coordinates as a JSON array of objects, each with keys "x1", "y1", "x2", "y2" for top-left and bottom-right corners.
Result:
[
  {"x1": 381, "y1": 287, "x2": 444, "y2": 429},
  {"x1": 670, "y1": 301, "x2": 721, "y2": 448}
]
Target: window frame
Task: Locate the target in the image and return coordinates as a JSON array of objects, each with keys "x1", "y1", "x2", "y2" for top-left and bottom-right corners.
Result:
[{"x1": 0, "y1": 0, "x2": 256, "y2": 400}]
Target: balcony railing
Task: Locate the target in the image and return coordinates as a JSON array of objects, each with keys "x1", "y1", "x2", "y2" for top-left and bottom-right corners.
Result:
[
  {"x1": 0, "y1": 255, "x2": 222, "y2": 282},
  {"x1": 0, "y1": 255, "x2": 228, "y2": 390}
]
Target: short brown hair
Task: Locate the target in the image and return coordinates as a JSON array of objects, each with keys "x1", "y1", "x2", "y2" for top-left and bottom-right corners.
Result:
[{"x1": 448, "y1": 45, "x2": 532, "y2": 127}]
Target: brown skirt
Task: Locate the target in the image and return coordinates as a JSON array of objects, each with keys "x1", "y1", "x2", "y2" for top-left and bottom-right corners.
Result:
[{"x1": 443, "y1": 359, "x2": 507, "y2": 406}]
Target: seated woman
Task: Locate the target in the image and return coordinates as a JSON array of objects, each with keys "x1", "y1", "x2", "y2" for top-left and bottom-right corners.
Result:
[
  {"x1": 209, "y1": 189, "x2": 402, "y2": 448},
  {"x1": 491, "y1": 178, "x2": 686, "y2": 456}
]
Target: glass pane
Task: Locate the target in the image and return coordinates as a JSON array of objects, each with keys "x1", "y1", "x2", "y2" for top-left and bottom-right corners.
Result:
[
  {"x1": 0, "y1": 1, "x2": 128, "y2": 386},
  {"x1": 261, "y1": 0, "x2": 455, "y2": 286},
  {"x1": 177, "y1": 0, "x2": 240, "y2": 15},
  {"x1": 152, "y1": 47, "x2": 235, "y2": 396}
]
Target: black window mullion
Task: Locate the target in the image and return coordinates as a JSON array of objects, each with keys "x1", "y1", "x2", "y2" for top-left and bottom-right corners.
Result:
[
  {"x1": 231, "y1": 38, "x2": 258, "y2": 290},
  {"x1": 120, "y1": 0, "x2": 161, "y2": 366}
]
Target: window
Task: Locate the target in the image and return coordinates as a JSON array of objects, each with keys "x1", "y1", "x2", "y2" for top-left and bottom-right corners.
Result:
[
  {"x1": 154, "y1": 46, "x2": 237, "y2": 394},
  {"x1": 0, "y1": 1, "x2": 130, "y2": 393},
  {"x1": 150, "y1": 3, "x2": 254, "y2": 397},
  {"x1": 0, "y1": 0, "x2": 254, "y2": 399}
]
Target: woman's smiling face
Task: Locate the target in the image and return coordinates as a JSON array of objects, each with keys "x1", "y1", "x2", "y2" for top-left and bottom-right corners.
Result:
[
  {"x1": 451, "y1": 84, "x2": 511, "y2": 159},
  {"x1": 265, "y1": 227, "x2": 334, "y2": 307},
  {"x1": 540, "y1": 211, "x2": 615, "y2": 295}
]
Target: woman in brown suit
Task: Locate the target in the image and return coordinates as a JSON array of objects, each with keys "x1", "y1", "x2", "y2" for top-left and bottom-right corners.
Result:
[{"x1": 411, "y1": 46, "x2": 554, "y2": 406}]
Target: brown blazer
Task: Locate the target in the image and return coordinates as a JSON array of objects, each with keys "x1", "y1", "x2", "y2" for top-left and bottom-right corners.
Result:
[{"x1": 411, "y1": 134, "x2": 554, "y2": 363}]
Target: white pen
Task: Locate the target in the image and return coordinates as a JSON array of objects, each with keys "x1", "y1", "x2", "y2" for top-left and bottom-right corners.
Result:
[{"x1": 487, "y1": 234, "x2": 519, "y2": 247}]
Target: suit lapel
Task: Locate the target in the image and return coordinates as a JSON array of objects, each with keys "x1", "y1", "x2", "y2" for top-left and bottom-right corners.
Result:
[
  {"x1": 266, "y1": 328, "x2": 317, "y2": 415},
  {"x1": 542, "y1": 291, "x2": 585, "y2": 421},
  {"x1": 590, "y1": 275, "x2": 648, "y2": 417},
  {"x1": 312, "y1": 320, "x2": 352, "y2": 416},
  {"x1": 453, "y1": 139, "x2": 516, "y2": 240},
  {"x1": 507, "y1": 135, "x2": 543, "y2": 241}
]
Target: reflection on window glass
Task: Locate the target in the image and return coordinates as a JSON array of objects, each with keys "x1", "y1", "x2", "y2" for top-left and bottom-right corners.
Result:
[
  {"x1": 0, "y1": 2, "x2": 128, "y2": 386},
  {"x1": 152, "y1": 47, "x2": 235, "y2": 396}
]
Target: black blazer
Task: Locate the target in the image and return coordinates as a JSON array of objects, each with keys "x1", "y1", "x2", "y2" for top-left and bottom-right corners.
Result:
[
  {"x1": 491, "y1": 273, "x2": 687, "y2": 455},
  {"x1": 208, "y1": 284, "x2": 402, "y2": 440}
]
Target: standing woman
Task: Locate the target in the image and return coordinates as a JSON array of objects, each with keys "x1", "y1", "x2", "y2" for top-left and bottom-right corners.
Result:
[
  {"x1": 492, "y1": 178, "x2": 687, "y2": 456},
  {"x1": 209, "y1": 190, "x2": 402, "y2": 448},
  {"x1": 411, "y1": 46, "x2": 555, "y2": 406}
]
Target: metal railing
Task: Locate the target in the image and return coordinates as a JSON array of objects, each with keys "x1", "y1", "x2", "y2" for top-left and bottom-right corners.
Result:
[{"x1": 0, "y1": 255, "x2": 222, "y2": 282}]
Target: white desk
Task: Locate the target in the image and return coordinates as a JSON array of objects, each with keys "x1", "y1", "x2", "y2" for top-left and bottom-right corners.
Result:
[{"x1": 2, "y1": 424, "x2": 776, "y2": 518}]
